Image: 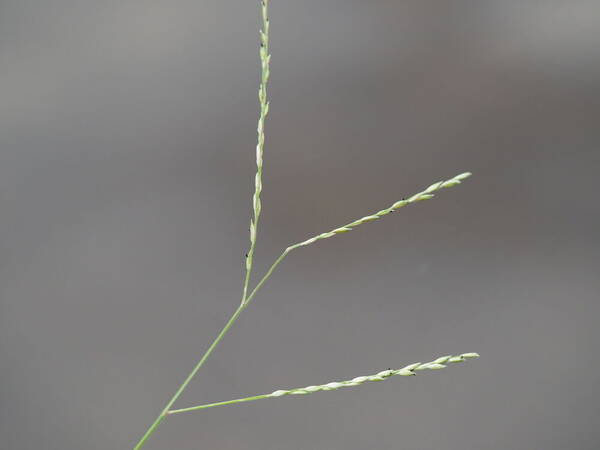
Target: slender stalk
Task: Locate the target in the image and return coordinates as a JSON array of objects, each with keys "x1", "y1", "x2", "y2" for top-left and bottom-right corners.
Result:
[
  {"x1": 168, "y1": 394, "x2": 270, "y2": 415},
  {"x1": 244, "y1": 247, "x2": 289, "y2": 306},
  {"x1": 132, "y1": 2, "x2": 271, "y2": 448},
  {"x1": 132, "y1": 303, "x2": 246, "y2": 450}
]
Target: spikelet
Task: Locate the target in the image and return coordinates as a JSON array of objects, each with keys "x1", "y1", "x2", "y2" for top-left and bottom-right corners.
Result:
[
  {"x1": 291, "y1": 172, "x2": 472, "y2": 249},
  {"x1": 268, "y1": 352, "x2": 479, "y2": 397}
]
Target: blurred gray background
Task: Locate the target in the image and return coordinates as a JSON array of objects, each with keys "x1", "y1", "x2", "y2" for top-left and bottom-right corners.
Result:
[{"x1": 1, "y1": 1, "x2": 599, "y2": 449}]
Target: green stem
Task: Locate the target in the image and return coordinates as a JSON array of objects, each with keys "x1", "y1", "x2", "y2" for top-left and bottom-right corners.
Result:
[
  {"x1": 132, "y1": 303, "x2": 246, "y2": 450},
  {"x1": 132, "y1": 247, "x2": 289, "y2": 449},
  {"x1": 132, "y1": 248, "x2": 288, "y2": 449},
  {"x1": 132, "y1": 2, "x2": 271, "y2": 448},
  {"x1": 168, "y1": 394, "x2": 270, "y2": 415},
  {"x1": 244, "y1": 247, "x2": 291, "y2": 306}
]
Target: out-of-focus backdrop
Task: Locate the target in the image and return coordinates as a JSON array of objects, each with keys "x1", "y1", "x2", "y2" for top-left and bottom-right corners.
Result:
[{"x1": 1, "y1": 1, "x2": 599, "y2": 449}]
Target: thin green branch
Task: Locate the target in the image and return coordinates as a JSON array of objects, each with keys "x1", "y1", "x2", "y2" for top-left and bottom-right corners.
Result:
[
  {"x1": 132, "y1": 303, "x2": 246, "y2": 450},
  {"x1": 242, "y1": 172, "x2": 472, "y2": 308},
  {"x1": 168, "y1": 353, "x2": 480, "y2": 415},
  {"x1": 243, "y1": 247, "x2": 289, "y2": 307},
  {"x1": 131, "y1": 2, "x2": 271, "y2": 449}
]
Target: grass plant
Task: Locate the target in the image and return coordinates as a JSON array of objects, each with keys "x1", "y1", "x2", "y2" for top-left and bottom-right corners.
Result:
[{"x1": 132, "y1": 2, "x2": 477, "y2": 448}]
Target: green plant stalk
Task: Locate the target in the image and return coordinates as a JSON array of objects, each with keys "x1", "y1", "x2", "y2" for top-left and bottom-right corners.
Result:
[
  {"x1": 169, "y1": 394, "x2": 270, "y2": 414},
  {"x1": 132, "y1": 2, "x2": 271, "y2": 449},
  {"x1": 167, "y1": 353, "x2": 480, "y2": 415},
  {"x1": 132, "y1": 304, "x2": 246, "y2": 450}
]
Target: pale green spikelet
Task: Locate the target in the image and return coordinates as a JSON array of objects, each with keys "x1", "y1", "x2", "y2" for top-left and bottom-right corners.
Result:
[
  {"x1": 167, "y1": 353, "x2": 480, "y2": 415},
  {"x1": 291, "y1": 172, "x2": 472, "y2": 250},
  {"x1": 267, "y1": 352, "x2": 479, "y2": 398}
]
